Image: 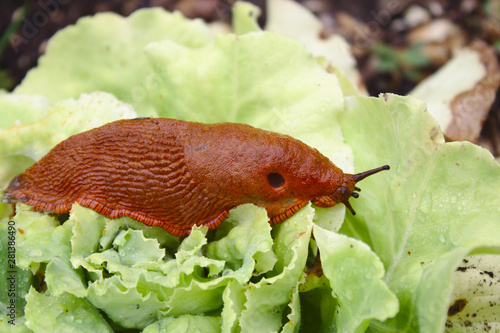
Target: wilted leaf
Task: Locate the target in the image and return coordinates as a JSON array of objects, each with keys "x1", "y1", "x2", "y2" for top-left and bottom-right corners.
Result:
[{"x1": 409, "y1": 41, "x2": 500, "y2": 142}]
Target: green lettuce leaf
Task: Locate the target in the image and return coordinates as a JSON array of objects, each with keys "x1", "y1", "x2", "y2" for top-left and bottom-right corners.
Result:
[
  {"x1": 0, "y1": 216, "x2": 33, "y2": 325},
  {"x1": 14, "y1": 9, "x2": 214, "y2": 116},
  {"x1": 0, "y1": 94, "x2": 49, "y2": 130},
  {"x1": 340, "y1": 94, "x2": 500, "y2": 332},
  {"x1": 24, "y1": 287, "x2": 112, "y2": 332},
  {"x1": 66, "y1": 204, "x2": 284, "y2": 330},
  {"x1": 13, "y1": 205, "x2": 87, "y2": 298},
  {"x1": 144, "y1": 32, "x2": 344, "y2": 138},
  {"x1": 69, "y1": 205, "x2": 108, "y2": 271},
  {"x1": 206, "y1": 204, "x2": 276, "y2": 280},
  {"x1": 314, "y1": 225, "x2": 398, "y2": 332},
  {"x1": 221, "y1": 281, "x2": 246, "y2": 332},
  {"x1": 238, "y1": 204, "x2": 313, "y2": 332},
  {"x1": 0, "y1": 313, "x2": 31, "y2": 333}
]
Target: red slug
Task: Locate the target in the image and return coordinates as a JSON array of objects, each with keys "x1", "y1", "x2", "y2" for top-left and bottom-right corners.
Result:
[{"x1": 4, "y1": 118, "x2": 389, "y2": 237}]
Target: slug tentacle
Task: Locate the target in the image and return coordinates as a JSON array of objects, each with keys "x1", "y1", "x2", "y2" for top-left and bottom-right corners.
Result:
[
  {"x1": 312, "y1": 165, "x2": 390, "y2": 215},
  {"x1": 352, "y1": 165, "x2": 390, "y2": 182}
]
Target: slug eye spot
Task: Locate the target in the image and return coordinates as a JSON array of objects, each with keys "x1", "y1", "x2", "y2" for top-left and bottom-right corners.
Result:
[{"x1": 268, "y1": 173, "x2": 285, "y2": 188}]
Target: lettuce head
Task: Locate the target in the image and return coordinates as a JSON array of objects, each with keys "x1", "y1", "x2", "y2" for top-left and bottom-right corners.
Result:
[{"x1": 1, "y1": 1, "x2": 499, "y2": 332}]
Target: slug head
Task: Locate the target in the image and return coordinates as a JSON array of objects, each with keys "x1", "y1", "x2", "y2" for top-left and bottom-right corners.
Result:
[
  {"x1": 312, "y1": 165, "x2": 390, "y2": 214},
  {"x1": 185, "y1": 121, "x2": 390, "y2": 223}
]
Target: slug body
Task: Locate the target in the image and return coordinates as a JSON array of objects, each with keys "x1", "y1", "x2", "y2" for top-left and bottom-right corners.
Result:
[{"x1": 5, "y1": 118, "x2": 388, "y2": 237}]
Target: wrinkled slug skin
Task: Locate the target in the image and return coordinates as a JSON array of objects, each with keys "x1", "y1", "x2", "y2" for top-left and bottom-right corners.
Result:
[{"x1": 5, "y1": 118, "x2": 351, "y2": 237}]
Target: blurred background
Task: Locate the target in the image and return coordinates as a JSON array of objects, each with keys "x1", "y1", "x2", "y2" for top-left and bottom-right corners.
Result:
[{"x1": 1, "y1": 0, "x2": 499, "y2": 155}]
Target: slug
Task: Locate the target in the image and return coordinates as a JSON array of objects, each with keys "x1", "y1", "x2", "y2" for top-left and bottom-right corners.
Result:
[{"x1": 4, "y1": 118, "x2": 389, "y2": 237}]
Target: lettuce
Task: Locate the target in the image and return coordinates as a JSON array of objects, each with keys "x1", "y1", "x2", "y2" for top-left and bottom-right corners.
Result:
[
  {"x1": 340, "y1": 95, "x2": 500, "y2": 332},
  {"x1": 14, "y1": 9, "x2": 213, "y2": 117},
  {"x1": 24, "y1": 287, "x2": 113, "y2": 332},
  {"x1": 0, "y1": 2, "x2": 499, "y2": 332},
  {"x1": 0, "y1": 92, "x2": 136, "y2": 188}
]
